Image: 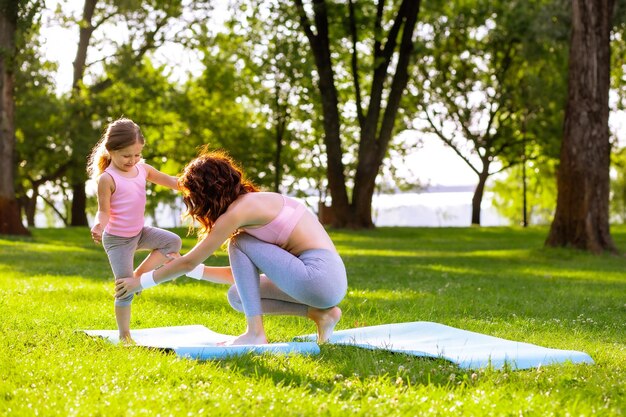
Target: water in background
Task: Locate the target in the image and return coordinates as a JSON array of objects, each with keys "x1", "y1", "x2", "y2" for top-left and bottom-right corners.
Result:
[
  {"x1": 38, "y1": 190, "x2": 509, "y2": 228},
  {"x1": 372, "y1": 191, "x2": 508, "y2": 227}
]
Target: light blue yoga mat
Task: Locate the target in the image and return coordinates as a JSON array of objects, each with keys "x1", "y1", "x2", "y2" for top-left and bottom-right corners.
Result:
[
  {"x1": 83, "y1": 325, "x2": 321, "y2": 359},
  {"x1": 84, "y1": 321, "x2": 594, "y2": 369},
  {"x1": 297, "y1": 321, "x2": 594, "y2": 370}
]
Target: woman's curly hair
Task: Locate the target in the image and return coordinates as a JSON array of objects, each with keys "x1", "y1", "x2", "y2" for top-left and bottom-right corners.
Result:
[{"x1": 178, "y1": 150, "x2": 259, "y2": 238}]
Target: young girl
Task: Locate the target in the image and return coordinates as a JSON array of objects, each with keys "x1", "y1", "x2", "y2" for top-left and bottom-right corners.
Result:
[
  {"x1": 88, "y1": 118, "x2": 182, "y2": 342},
  {"x1": 114, "y1": 150, "x2": 347, "y2": 345}
]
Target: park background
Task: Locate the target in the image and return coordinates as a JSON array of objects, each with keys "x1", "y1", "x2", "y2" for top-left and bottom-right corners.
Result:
[
  {"x1": 1, "y1": 1, "x2": 626, "y2": 416},
  {"x1": 0, "y1": 0, "x2": 624, "y2": 237}
]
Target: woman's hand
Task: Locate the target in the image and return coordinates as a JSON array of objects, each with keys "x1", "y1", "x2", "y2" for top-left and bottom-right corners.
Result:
[{"x1": 115, "y1": 277, "x2": 142, "y2": 298}]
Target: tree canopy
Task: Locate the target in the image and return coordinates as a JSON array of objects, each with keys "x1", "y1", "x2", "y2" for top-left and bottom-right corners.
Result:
[{"x1": 4, "y1": 0, "x2": 626, "y2": 244}]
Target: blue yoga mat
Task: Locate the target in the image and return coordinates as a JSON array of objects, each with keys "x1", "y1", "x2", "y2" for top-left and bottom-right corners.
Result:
[
  {"x1": 297, "y1": 321, "x2": 594, "y2": 370},
  {"x1": 84, "y1": 321, "x2": 594, "y2": 369},
  {"x1": 83, "y1": 325, "x2": 320, "y2": 359}
]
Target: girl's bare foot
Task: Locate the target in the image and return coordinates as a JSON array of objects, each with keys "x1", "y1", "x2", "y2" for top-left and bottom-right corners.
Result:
[
  {"x1": 308, "y1": 306, "x2": 342, "y2": 343},
  {"x1": 119, "y1": 333, "x2": 135, "y2": 345}
]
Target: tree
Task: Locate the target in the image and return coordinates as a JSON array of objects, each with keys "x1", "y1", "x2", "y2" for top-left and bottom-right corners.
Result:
[
  {"x1": 411, "y1": 0, "x2": 568, "y2": 225},
  {"x1": 14, "y1": 25, "x2": 68, "y2": 227},
  {"x1": 546, "y1": 0, "x2": 617, "y2": 253},
  {"x1": 65, "y1": 0, "x2": 213, "y2": 226},
  {"x1": 0, "y1": 0, "x2": 41, "y2": 235},
  {"x1": 292, "y1": 0, "x2": 421, "y2": 228},
  {"x1": 222, "y1": 7, "x2": 315, "y2": 194},
  {"x1": 177, "y1": 38, "x2": 279, "y2": 188}
]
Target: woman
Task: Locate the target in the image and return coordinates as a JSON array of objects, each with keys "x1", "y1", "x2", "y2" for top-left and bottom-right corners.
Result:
[{"x1": 115, "y1": 150, "x2": 347, "y2": 345}]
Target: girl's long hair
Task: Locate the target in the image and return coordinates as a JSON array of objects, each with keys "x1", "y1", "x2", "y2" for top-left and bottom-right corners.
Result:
[
  {"x1": 178, "y1": 149, "x2": 259, "y2": 238},
  {"x1": 87, "y1": 118, "x2": 144, "y2": 180}
]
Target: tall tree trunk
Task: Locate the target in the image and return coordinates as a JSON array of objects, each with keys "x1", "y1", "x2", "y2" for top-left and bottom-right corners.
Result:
[
  {"x1": 546, "y1": 0, "x2": 616, "y2": 253},
  {"x1": 69, "y1": 0, "x2": 97, "y2": 226},
  {"x1": 295, "y1": 0, "x2": 420, "y2": 228},
  {"x1": 294, "y1": 0, "x2": 351, "y2": 226},
  {"x1": 353, "y1": 0, "x2": 420, "y2": 228},
  {"x1": 0, "y1": 1, "x2": 29, "y2": 235}
]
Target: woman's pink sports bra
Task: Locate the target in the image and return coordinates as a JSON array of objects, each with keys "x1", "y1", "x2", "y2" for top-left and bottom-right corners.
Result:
[{"x1": 242, "y1": 195, "x2": 307, "y2": 246}]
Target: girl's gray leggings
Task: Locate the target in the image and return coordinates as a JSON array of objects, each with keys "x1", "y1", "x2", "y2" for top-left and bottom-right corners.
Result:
[
  {"x1": 103, "y1": 226, "x2": 182, "y2": 307},
  {"x1": 227, "y1": 233, "x2": 347, "y2": 317}
]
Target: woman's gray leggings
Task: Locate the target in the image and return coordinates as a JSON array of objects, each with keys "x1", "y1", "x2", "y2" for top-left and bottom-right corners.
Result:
[
  {"x1": 103, "y1": 226, "x2": 182, "y2": 307},
  {"x1": 227, "y1": 233, "x2": 347, "y2": 317}
]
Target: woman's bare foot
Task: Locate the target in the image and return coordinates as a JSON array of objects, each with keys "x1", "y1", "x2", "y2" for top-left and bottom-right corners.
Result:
[
  {"x1": 308, "y1": 306, "x2": 342, "y2": 343},
  {"x1": 227, "y1": 331, "x2": 268, "y2": 346},
  {"x1": 118, "y1": 333, "x2": 135, "y2": 345}
]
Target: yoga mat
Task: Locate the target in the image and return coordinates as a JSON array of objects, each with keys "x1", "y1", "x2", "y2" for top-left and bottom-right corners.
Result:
[
  {"x1": 298, "y1": 321, "x2": 594, "y2": 370},
  {"x1": 83, "y1": 325, "x2": 320, "y2": 359}
]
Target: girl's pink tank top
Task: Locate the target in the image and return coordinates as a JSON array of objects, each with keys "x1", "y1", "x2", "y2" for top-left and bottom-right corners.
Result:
[{"x1": 103, "y1": 164, "x2": 147, "y2": 237}]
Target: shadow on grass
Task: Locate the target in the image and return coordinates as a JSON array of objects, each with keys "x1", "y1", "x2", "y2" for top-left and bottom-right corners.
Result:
[{"x1": 174, "y1": 344, "x2": 468, "y2": 393}]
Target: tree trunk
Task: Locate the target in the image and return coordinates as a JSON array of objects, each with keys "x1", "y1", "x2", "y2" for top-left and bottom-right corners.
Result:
[
  {"x1": 295, "y1": 0, "x2": 420, "y2": 228},
  {"x1": 352, "y1": 152, "x2": 379, "y2": 228},
  {"x1": 294, "y1": 0, "x2": 351, "y2": 227},
  {"x1": 546, "y1": 0, "x2": 616, "y2": 253},
  {"x1": 70, "y1": 182, "x2": 88, "y2": 226},
  {"x1": 22, "y1": 188, "x2": 38, "y2": 227},
  {"x1": 69, "y1": 0, "x2": 97, "y2": 227},
  {"x1": 0, "y1": 2, "x2": 29, "y2": 235},
  {"x1": 471, "y1": 170, "x2": 489, "y2": 226}
]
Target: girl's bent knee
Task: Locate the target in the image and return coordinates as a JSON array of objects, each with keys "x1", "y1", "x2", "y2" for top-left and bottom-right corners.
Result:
[
  {"x1": 115, "y1": 294, "x2": 134, "y2": 307},
  {"x1": 167, "y1": 236, "x2": 183, "y2": 253}
]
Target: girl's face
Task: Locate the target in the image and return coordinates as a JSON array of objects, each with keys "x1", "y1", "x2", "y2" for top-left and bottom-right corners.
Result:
[{"x1": 109, "y1": 142, "x2": 144, "y2": 173}]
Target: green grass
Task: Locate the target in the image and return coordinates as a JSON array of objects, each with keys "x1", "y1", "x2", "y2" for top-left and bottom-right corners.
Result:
[{"x1": 1, "y1": 226, "x2": 625, "y2": 416}]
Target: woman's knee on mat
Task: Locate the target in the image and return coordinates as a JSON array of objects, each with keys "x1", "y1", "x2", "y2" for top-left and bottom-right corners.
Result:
[{"x1": 227, "y1": 285, "x2": 244, "y2": 312}]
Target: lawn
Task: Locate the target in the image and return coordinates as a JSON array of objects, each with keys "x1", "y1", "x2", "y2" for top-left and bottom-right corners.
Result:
[{"x1": 0, "y1": 226, "x2": 624, "y2": 416}]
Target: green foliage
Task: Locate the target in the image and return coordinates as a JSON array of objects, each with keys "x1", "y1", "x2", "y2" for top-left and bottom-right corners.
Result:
[
  {"x1": 14, "y1": 20, "x2": 69, "y2": 225},
  {"x1": 1, "y1": 226, "x2": 625, "y2": 415},
  {"x1": 176, "y1": 36, "x2": 278, "y2": 190},
  {"x1": 610, "y1": 148, "x2": 626, "y2": 223},
  {"x1": 219, "y1": 1, "x2": 328, "y2": 195},
  {"x1": 611, "y1": 1, "x2": 626, "y2": 112},
  {"x1": 410, "y1": 0, "x2": 567, "y2": 175},
  {"x1": 490, "y1": 159, "x2": 557, "y2": 225}
]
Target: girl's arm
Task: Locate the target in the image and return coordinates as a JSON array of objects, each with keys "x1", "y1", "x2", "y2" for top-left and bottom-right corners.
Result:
[
  {"x1": 143, "y1": 163, "x2": 179, "y2": 190},
  {"x1": 91, "y1": 174, "x2": 113, "y2": 244}
]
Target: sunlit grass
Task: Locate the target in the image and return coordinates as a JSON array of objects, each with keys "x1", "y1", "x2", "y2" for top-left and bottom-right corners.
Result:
[{"x1": 1, "y1": 226, "x2": 625, "y2": 416}]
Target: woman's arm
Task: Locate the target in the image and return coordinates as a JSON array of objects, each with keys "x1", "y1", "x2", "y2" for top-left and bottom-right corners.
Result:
[
  {"x1": 194, "y1": 266, "x2": 235, "y2": 285},
  {"x1": 114, "y1": 208, "x2": 243, "y2": 296},
  {"x1": 143, "y1": 163, "x2": 179, "y2": 190}
]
